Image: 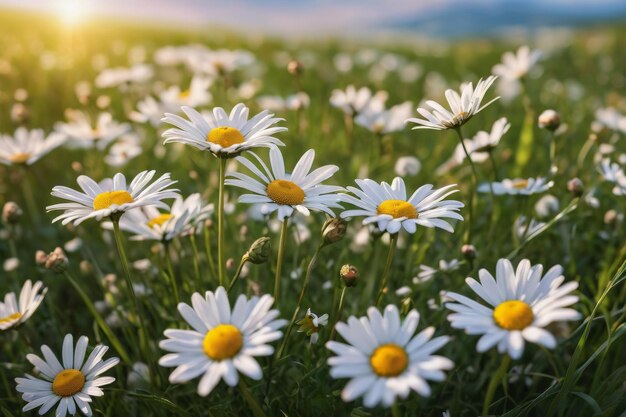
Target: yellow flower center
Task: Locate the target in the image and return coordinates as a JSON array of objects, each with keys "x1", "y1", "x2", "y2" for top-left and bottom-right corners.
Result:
[
  {"x1": 377, "y1": 199, "x2": 418, "y2": 219},
  {"x1": 93, "y1": 190, "x2": 134, "y2": 211},
  {"x1": 52, "y1": 369, "x2": 85, "y2": 397},
  {"x1": 0, "y1": 312, "x2": 22, "y2": 324},
  {"x1": 370, "y1": 344, "x2": 409, "y2": 377},
  {"x1": 179, "y1": 89, "x2": 191, "y2": 99},
  {"x1": 512, "y1": 179, "x2": 529, "y2": 189},
  {"x1": 493, "y1": 300, "x2": 534, "y2": 330},
  {"x1": 266, "y1": 180, "x2": 305, "y2": 205},
  {"x1": 203, "y1": 324, "x2": 243, "y2": 361},
  {"x1": 10, "y1": 153, "x2": 31, "y2": 164},
  {"x1": 147, "y1": 213, "x2": 173, "y2": 228},
  {"x1": 207, "y1": 126, "x2": 245, "y2": 148}
]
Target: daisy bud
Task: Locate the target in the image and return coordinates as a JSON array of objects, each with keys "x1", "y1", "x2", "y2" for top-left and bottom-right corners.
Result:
[
  {"x1": 35, "y1": 250, "x2": 47, "y2": 265},
  {"x1": 567, "y1": 177, "x2": 584, "y2": 197},
  {"x1": 604, "y1": 209, "x2": 619, "y2": 225},
  {"x1": 10, "y1": 103, "x2": 29, "y2": 123},
  {"x1": 44, "y1": 247, "x2": 69, "y2": 273},
  {"x1": 244, "y1": 236, "x2": 271, "y2": 264},
  {"x1": 538, "y1": 109, "x2": 561, "y2": 131},
  {"x1": 3, "y1": 257, "x2": 20, "y2": 272},
  {"x1": 321, "y1": 217, "x2": 347, "y2": 246},
  {"x1": 240, "y1": 224, "x2": 248, "y2": 239},
  {"x1": 2, "y1": 201, "x2": 23, "y2": 224},
  {"x1": 287, "y1": 60, "x2": 304, "y2": 75},
  {"x1": 71, "y1": 161, "x2": 82, "y2": 173},
  {"x1": 340, "y1": 264, "x2": 359, "y2": 287},
  {"x1": 226, "y1": 258, "x2": 236, "y2": 271},
  {"x1": 80, "y1": 260, "x2": 93, "y2": 275},
  {"x1": 461, "y1": 244, "x2": 476, "y2": 260}
]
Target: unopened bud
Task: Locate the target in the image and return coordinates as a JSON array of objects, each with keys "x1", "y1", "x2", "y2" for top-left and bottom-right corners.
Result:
[
  {"x1": 80, "y1": 260, "x2": 93, "y2": 275},
  {"x1": 461, "y1": 244, "x2": 476, "y2": 260},
  {"x1": 226, "y1": 258, "x2": 236, "y2": 271},
  {"x1": 2, "y1": 202, "x2": 23, "y2": 224},
  {"x1": 340, "y1": 264, "x2": 359, "y2": 287},
  {"x1": 567, "y1": 177, "x2": 584, "y2": 197},
  {"x1": 244, "y1": 237, "x2": 271, "y2": 264},
  {"x1": 287, "y1": 60, "x2": 304, "y2": 75},
  {"x1": 322, "y1": 218, "x2": 347, "y2": 245},
  {"x1": 35, "y1": 250, "x2": 47, "y2": 265},
  {"x1": 44, "y1": 247, "x2": 69, "y2": 272},
  {"x1": 604, "y1": 209, "x2": 619, "y2": 225},
  {"x1": 538, "y1": 109, "x2": 560, "y2": 131}
]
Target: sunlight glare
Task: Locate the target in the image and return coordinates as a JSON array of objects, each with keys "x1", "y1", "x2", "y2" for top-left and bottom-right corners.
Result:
[{"x1": 57, "y1": 0, "x2": 91, "y2": 27}]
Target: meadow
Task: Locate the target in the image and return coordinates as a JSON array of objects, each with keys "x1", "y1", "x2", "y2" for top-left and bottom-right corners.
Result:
[{"x1": 1, "y1": 8, "x2": 626, "y2": 417}]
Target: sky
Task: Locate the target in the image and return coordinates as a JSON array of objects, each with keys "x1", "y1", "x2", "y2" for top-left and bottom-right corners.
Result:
[{"x1": 1, "y1": 0, "x2": 625, "y2": 37}]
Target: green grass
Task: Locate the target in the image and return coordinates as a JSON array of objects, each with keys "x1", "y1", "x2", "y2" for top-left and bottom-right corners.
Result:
[{"x1": 1, "y1": 8, "x2": 626, "y2": 417}]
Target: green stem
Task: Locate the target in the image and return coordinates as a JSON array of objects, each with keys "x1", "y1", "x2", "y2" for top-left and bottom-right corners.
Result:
[
  {"x1": 204, "y1": 225, "x2": 217, "y2": 282},
  {"x1": 276, "y1": 243, "x2": 323, "y2": 359},
  {"x1": 238, "y1": 378, "x2": 268, "y2": 417},
  {"x1": 189, "y1": 233, "x2": 202, "y2": 289},
  {"x1": 488, "y1": 149, "x2": 499, "y2": 181},
  {"x1": 227, "y1": 257, "x2": 248, "y2": 293},
  {"x1": 64, "y1": 271, "x2": 131, "y2": 365},
  {"x1": 163, "y1": 242, "x2": 180, "y2": 304},
  {"x1": 482, "y1": 354, "x2": 511, "y2": 416},
  {"x1": 454, "y1": 127, "x2": 479, "y2": 244},
  {"x1": 330, "y1": 286, "x2": 348, "y2": 341},
  {"x1": 217, "y1": 158, "x2": 227, "y2": 287},
  {"x1": 20, "y1": 167, "x2": 41, "y2": 225},
  {"x1": 376, "y1": 234, "x2": 398, "y2": 307},
  {"x1": 391, "y1": 402, "x2": 402, "y2": 417},
  {"x1": 274, "y1": 218, "x2": 289, "y2": 303}
]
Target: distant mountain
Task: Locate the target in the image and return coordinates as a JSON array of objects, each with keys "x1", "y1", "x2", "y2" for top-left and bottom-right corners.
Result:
[{"x1": 387, "y1": 1, "x2": 626, "y2": 38}]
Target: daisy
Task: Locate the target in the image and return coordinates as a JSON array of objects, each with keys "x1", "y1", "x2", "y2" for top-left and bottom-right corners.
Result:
[
  {"x1": 326, "y1": 304, "x2": 453, "y2": 408},
  {"x1": 15, "y1": 334, "x2": 119, "y2": 417},
  {"x1": 159, "y1": 287, "x2": 286, "y2": 396},
  {"x1": 594, "y1": 107, "x2": 626, "y2": 134},
  {"x1": 95, "y1": 64, "x2": 154, "y2": 89},
  {"x1": 161, "y1": 103, "x2": 286, "y2": 158},
  {"x1": 55, "y1": 111, "x2": 130, "y2": 150},
  {"x1": 0, "y1": 127, "x2": 65, "y2": 166},
  {"x1": 46, "y1": 170, "x2": 179, "y2": 225},
  {"x1": 598, "y1": 159, "x2": 626, "y2": 195},
  {"x1": 445, "y1": 258, "x2": 580, "y2": 359},
  {"x1": 340, "y1": 177, "x2": 464, "y2": 234},
  {"x1": 405, "y1": 76, "x2": 499, "y2": 130},
  {"x1": 478, "y1": 177, "x2": 554, "y2": 196},
  {"x1": 355, "y1": 101, "x2": 413, "y2": 134},
  {"x1": 330, "y1": 85, "x2": 387, "y2": 116},
  {"x1": 159, "y1": 76, "x2": 213, "y2": 109},
  {"x1": 0, "y1": 280, "x2": 47, "y2": 330},
  {"x1": 225, "y1": 146, "x2": 343, "y2": 221},
  {"x1": 492, "y1": 46, "x2": 542, "y2": 81},
  {"x1": 297, "y1": 308, "x2": 329, "y2": 344},
  {"x1": 187, "y1": 48, "x2": 255, "y2": 76},
  {"x1": 104, "y1": 193, "x2": 213, "y2": 241}
]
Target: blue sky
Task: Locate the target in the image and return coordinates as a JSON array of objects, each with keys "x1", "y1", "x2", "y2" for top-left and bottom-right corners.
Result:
[{"x1": 1, "y1": 0, "x2": 625, "y2": 36}]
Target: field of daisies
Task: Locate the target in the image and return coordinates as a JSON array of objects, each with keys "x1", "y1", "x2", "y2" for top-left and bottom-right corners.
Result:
[{"x1": 1, "y1": 9, "x2": 626, "y2": 417}]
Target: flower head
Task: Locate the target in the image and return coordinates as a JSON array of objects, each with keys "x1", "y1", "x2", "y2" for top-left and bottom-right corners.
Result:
[
  {"x1": 297, "y1": 308, "x2": 329, "y2": 344},
  {"x1": 406, "y1": 76, "x2": 499, "y2": 130},
  {"x1": 161, "y1": 103, "x2": 286, "y2": 158},
  {"x1": 340, "y1": 177, "x2": 463, "y2": 234},
  {"x1": 47, "y1": 171, "x2": 179, "y2": 225},
  {"x1": 226, "y1": 146, "x2": 343, "y2": 221},
  {"x1": 0, "y1": 127, "x2": 65, "y2": 166},
  {"x1": 0, "y1": 280, "x2": 47, "y2": 330},
  {"x1": 159, "y1": 287, "x2": 286, "y2": 396},
  {"x1": 492, "y1": 46, "x2": 542, "y2": 81},
  {"x1": 15, "y1": 334, "x2": 119, "y2": 416},
  {"x1": 478, "y1": 177, "x2": 553, "y2": 196},
  {"x1": 445, "y1": 258, "x2": 580, "y2": 359},
  {"x1": 326, "y1": 304, "x2": 453, "y2": 408}
]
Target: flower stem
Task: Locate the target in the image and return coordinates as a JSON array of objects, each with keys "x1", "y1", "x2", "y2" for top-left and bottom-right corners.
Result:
[
  {"x1": 454, "y1": 127, "x2": 479, "y2": 244},
  {"x1": 20, "y1": 167, "x2": 41, "y2": 225},
  {"x1": 64, "y1": 271, "x2": 131, "y2": 365},
  {"x1": 203, "y1": 225, "x2": 217, "y2": 283},
  {"x1": 163, "y1": 241, "x2": 181, "y2": 305},
  {"x1": 376, "y1": 234, "x2": 398, "y2": 307},
  {"x1": 189, "y1": 233, "x2": 202, "y2": 289},
  {"x1": 238, "y1": 378, "x2": 268, "y2": 417},
  {"x1": 482, "y1": 354, "x2": 511, "y2": 416},
  {"x1": 391, "y1": 402, "x2": 402, "y2": 417},
  {"x1": 276, "y1": 243, "x2": 323, "y2": 359},
  {"x1": 227, "y1": 257, "x2": 248, "y2": 293},
  {"x1": 274, "y1": 218, "x2": 289, "y2": 303},
  {"x1": 330, "y1": 286, "x2": 348, "y2": 340},
  {"x1": 217, "y1": 158, "x2": 227, "y2": 287}
]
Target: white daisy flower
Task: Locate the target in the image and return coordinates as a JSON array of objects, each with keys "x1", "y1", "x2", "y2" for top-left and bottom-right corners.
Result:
[
  {"x1": 104, "y1": 133, "x2": 143, "y2": 167},
  {"x1": 297, "y1": 308, "x2": 329, "y2": 344},
  {"x1": 187, "y1": 48, "x2": 255, "y2": 76},
  {"x1": 326, "y1": 304, "x2": 453, "y2": 408},
  {"x1": 515, "y1": 216, "x2": 546, "y2": 239},
  {"x1": 0, "y1": 127, "x2": 65, "y2": 166},
  {"x1": 355, "y1": 101, "x2": 413, "y2": 134},
  {"x1": 594, "y1": 107, "x2": 626, "y2": 134},
  {"x1": 445, "y1": 258, "x2": 580, "y2": 359},
  {"x1": 103, "y1": 193, "x2": 213, "y2": 241},
  {"x1": 330, "y1": 85, "x2": 387, "y2": 116},
  {"x1": 159, "y1": 76, "x2": 213, "y2": 109},
  {"x1": 225, "y1": 146, "x2": 343, "y2": 221},
  {"x1": 340, "y1": 177, "x2": 464, "y2": 234},
  {"x1": 46, "y1": 170, "x2": 179, "y2": 226},
  {"x1": 55, "y1": 111, "x2": 130, "y2": 150},
  {"x1": 0, "y1": 280, "x2": 47, "y2": 330},
  {"x1": 95, "y1": 64, "x2": 153, "y2": 89},
  {"x1": 492, "y1": 46, "x2": 542, "y2": 81},
  {"x1": 478, "y1": 177, "x2": 553, "y2": 196},
  {"x1": 15, "y1": 334, "x2": 120, "y2": 417},
  {"x1": 406, "y1": 76, "x2": 499, "y2": 130},
  {"x1": 161, "y1": 103, "x2": 286, "y2": 158},
  {"x1": 598, "y1": 159, "x2": 626, "y2": 195},
  {"x1": 394, "y1": 156, "x2": 421, "y2": 177},
  {"x1": 159, "y1": 287, "x2": 286, "y2": 396}
]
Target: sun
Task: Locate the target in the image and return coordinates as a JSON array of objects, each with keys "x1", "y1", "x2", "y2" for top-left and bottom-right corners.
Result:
[{"x1": 57, "y1": 0, "x2": 91, "y2": 27}]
